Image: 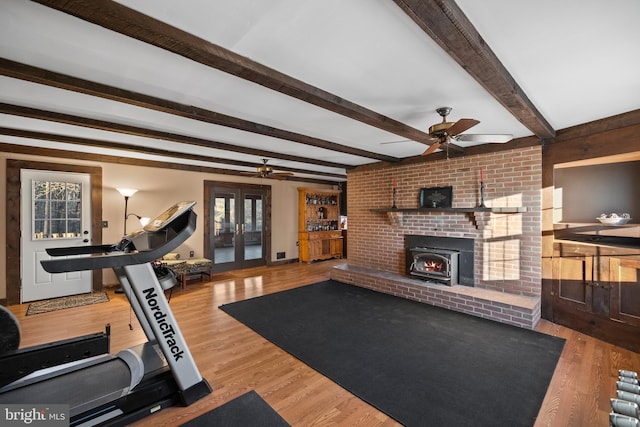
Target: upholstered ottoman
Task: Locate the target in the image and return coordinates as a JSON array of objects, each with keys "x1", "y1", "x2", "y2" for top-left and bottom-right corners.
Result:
[{"x1": 162, "y1": 257, "x2": 212, "y2": 288}]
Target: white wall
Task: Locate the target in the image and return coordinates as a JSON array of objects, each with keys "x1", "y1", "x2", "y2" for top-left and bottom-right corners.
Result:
[{"x1": 0, "y1": 151, "x2": 335, "y2": 298}]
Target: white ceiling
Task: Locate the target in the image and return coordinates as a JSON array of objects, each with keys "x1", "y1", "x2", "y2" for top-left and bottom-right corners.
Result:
[{"x1": 1, "y1": 0, "x2": 639, "y2": 183}]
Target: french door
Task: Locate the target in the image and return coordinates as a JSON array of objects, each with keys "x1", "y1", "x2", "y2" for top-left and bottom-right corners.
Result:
[{"x1": 207, "y1": 182, "x2": 269, "y2": 272}]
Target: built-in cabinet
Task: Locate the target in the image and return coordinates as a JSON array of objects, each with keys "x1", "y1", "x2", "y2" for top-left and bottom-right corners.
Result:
[
  {"x1": 552, "y1": 246, "x2": 609, "y2": 318},
  {"x1": 541, "y1": 109, "x2": 640, "y2": 353},
  {"x1": 298, "y1": 188, "x2": 342, "y2": 263},
  {"x1": 551, "y1": 236, "x2": 640, "y2": 353}
]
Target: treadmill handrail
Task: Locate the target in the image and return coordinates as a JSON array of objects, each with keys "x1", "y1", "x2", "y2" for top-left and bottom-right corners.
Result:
[
  {"x1": 46, "y1": 245, "x2": 118, "y2": 257},
  {"x1": 40, "y1": 210, "x2": 196, "y2": 273}
]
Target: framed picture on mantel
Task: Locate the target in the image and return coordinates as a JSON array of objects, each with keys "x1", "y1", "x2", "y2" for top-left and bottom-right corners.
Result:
[{"x1": 419, "y1": 186, "x2": 453, "y2": 208}]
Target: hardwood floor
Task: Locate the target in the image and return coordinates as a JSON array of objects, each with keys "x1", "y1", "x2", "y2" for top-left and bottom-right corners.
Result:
[{"x1": 6, "y1": 260, "x2": 640, "y2": 426}]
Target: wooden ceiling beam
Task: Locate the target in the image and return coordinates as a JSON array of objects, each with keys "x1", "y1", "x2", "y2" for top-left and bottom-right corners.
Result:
[
  {"x1": 32, "y1": 0, "x2": 439, "y2": 150},
  {"x1": 0, "y1": 126, "x2": 347, "y2": 179},
  {"x1": 0, "y1": 102, "x2": 352, "y2": 171},
  {"x1": 0, "y1": 142, "x2": 338, "y2": 185},
  {"x1": 394, "y1": 0, "x2": 555, "y2": 139},
  {"x1": 0, "y1": 58, "x2": 396, "y2": 164}
]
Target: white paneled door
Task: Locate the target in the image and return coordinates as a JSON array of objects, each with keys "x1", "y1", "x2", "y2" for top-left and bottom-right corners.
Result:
[{"x1": 20, "y1": 169, "x2": 92, "y2": 302}]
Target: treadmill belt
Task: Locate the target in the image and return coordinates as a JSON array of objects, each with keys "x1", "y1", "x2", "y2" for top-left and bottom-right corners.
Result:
[{"x1": 0, "y1": 357, "x2": 132, "y2": 414}]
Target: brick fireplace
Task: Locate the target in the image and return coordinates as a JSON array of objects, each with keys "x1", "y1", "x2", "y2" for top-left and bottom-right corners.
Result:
[{"x1": 330, "y1": 146, "x2": 542, "y2": 329}]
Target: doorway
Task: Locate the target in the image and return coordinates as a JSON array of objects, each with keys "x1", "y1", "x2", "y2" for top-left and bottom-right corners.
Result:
[
  {"x1": 21, "y1": 169, "x2": 93, "y2": 302},
  {"x1": 204, "y1": 181, "x2": 271, "y2": 273},
  {"x1": 5, "y1": 160, "x2": 103, "y2": 306}
]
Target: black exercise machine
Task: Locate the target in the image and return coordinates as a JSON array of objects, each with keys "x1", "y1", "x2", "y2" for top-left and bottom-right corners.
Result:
[{"x1": 0, "y1": 201, "x2": 211, "y2": 426}]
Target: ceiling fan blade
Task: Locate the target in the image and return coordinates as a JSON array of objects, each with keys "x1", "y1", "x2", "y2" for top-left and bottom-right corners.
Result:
[
  {"x1": 422, "y1": 142, "x2": 441, "y2": 155},
  {"x1": 382, "y1": 136, "x2": 440, "y2": 145},
  {"x1": 268, "y1": 172, "x2": 294, "y2": 180},
  {"x1": 446, "y1": 118, "x2": 480, "y2": 136},
  {"x1": 380, "y1": 139, "x2": 411, "y2": 145},
  {"x1": 454, "y1": 134, "x2": 513, "y2": 143}
]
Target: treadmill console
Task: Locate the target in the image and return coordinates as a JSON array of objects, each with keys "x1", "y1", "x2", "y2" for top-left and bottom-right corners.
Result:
[
  {"x1": 42, "y1": 201, "x2": 198, "y2": 273},
  {"x1": 144, "y1": 201, "x2": 196, "y2": 232}
]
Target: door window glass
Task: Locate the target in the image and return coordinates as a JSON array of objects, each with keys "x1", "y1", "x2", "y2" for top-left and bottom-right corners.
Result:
[{"x1": 32, "y1": 180, "x2": 82, "y2": 239}]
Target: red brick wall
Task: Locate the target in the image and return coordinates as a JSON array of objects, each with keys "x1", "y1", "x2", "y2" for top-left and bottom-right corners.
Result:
[{"x1": 346, "y1": 146, "x2": 542, "y2": 298}]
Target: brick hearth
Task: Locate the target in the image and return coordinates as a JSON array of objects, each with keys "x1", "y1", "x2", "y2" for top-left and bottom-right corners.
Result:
[
  {"x1": 343, "y1": 146, "x2": 542, "y2": 328},
  {"x1": 331, "y1": 264, "x2": 540, "y2": 329}
]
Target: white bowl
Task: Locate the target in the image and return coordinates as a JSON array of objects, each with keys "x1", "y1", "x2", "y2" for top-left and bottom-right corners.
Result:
[{"x1": 597, "y1": 217, "x2": 631, "y2": 225}]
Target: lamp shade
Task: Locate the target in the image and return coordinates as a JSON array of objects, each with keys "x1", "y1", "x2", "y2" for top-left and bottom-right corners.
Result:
[{"x1": 117, "y1": 188, "x2": 138, "y2": 198}]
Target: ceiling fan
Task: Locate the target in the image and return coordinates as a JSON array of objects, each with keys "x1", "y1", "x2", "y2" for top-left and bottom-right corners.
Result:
[
  {"x1": 241, "y1": 159, "x2": 294, "y2": 179},
  {"x1": 422, "y1": 107, "x2": 513, "y2": 156}
]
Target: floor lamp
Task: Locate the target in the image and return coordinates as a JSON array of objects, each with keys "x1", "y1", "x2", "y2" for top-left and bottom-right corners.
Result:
[
  {"x1": 115, "y1": 188, "x2": 138, "y2": 294},
  {"x1": 117, "y1": 188, "x2": 138, "y2": 236}
]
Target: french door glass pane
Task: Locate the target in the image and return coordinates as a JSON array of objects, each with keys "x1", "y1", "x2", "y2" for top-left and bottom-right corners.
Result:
[
  {"x1": 244, "y1": 194, "x2": 262, "y2": 261},
  {"x1": 214, "y1": 194, "x2": 235, "y2": 264}
]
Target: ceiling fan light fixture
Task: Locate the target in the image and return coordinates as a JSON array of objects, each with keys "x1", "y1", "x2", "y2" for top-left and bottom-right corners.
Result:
[
  {"x1": 240, "y1": 158, "x2": 294, "y2": 179},
  {"x1": 428, "y1": 121, "x2": 455, "y2": 137},
  {"x1": 257, "y1": 164, "x2": 273, "y2": 176},
  {"x1": 422, "y1": 106, "x2": 492, "y2": 156}
]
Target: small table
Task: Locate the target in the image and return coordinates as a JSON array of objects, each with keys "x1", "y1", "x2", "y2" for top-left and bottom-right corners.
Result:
[{"x1": 162, "y1": 258, "x2": 212, "y2": 289}]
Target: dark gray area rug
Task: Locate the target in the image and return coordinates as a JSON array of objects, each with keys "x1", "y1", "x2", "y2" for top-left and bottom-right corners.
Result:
[
  {"x1": 180, "y1": 390, "x2": 290, "y2": 427},
  {"x1": 26, "y1": 292, "x2": 109, "y2": 316},
  {"x1": 220, "y1": 280, "x2": 566, "y2": 427}
]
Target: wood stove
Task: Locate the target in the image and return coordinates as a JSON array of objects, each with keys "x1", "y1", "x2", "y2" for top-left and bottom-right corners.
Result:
[
  {"x1": 409, "y1": 247, "x2": 459, "y2": 285},
  {"x1": 405, "y1": 235, "x2": 474, "y2": 286}
]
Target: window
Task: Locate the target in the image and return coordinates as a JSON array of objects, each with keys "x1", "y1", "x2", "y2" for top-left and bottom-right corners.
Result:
[{"x1": 32, "y1": 180, "x2": 82, "y2": 239}]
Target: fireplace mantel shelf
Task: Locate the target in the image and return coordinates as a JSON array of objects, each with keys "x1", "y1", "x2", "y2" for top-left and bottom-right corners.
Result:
[
  {"x1": 370, "y1": 207, "x2": 526, "y2": 213},
  {"x1": 370, "y1": 207, "x2": 527, "y2": 229}
]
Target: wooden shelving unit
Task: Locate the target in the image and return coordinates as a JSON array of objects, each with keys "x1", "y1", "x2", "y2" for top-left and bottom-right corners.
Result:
[{"x1": 298, "y1": 188, "x2": 343, "y2": 263}]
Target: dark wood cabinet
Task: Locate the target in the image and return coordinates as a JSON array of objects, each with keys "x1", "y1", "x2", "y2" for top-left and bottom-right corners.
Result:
[
  {"x1": 551, "y1": 237, "x2": 640, "y2": 353},
  {"x1": 610, "y1": 258, "x2": 640, "y2": 328},
  {"x1": 553, "y1": 254, "x2": 604, "y2": 315}
]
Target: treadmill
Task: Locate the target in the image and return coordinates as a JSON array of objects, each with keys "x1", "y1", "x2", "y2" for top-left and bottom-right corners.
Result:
[{"x1": 0, "y1": 201, "x2": 212, "y2": 426}]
